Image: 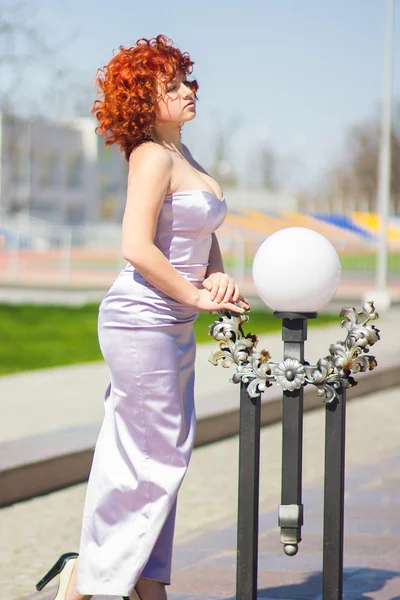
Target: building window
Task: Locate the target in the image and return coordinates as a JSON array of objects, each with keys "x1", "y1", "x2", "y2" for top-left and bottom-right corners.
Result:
[
  {"x1": 9, "y1": 145, "x2": 29, "y2": 184},
  {"x1": 37, "y1": 150, "x2": 59, "y2": 186},
  {"x1": 67, "y1": 205, "x2": 85, "y2": 224},
  {"x1": 65, "y1": 153, "x2": 84, "y2": 188}
]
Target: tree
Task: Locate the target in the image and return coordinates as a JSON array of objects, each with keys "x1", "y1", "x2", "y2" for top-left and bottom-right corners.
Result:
[
  {"x1": 256, "y1": 144, "x2": 280, "y2": 191},
  {"x1": 324, "y1": 104, "x2": 400, "y2": 213},
  {"x1": 0, "y1": 2, "x2": 91, "y2": 119},
  {"x1": 208, "y1": 116, "x2": 241, "y2": 188}
]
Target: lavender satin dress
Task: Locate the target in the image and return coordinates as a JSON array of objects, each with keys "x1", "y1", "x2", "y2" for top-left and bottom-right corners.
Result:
[{"x1": 76, "y1": 190, "x2": 227, "y2": 596}]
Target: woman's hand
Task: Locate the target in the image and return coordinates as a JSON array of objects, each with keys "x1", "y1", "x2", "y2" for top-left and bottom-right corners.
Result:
[
  {"x1": 202, "y1": 272, "x2": 250, "y2": 310},
  {"x1": 193, "y1": 289, "x2": 249, "y2": 314}
]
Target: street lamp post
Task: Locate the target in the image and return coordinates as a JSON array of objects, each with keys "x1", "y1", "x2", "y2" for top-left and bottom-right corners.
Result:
[
  {"x1": 209, "y1": 227, "x2": 380, "y2": 600},
  {"x1": 375, "y1": 0, "x2": 394, "y2": 308}
]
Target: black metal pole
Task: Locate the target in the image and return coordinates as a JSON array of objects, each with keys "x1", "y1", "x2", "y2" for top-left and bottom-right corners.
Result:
[
  {"x1": 277, "y1": 315, "x2": 308, "y2": 554},
  {"x1": 236, "y1": 382, "x2": 261, "y2": 600},
  {"x1": 322, "y1": 385, "x2": 346, "y2": 600}
]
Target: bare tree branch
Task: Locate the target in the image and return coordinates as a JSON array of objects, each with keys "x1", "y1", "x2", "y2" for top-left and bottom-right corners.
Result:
[
  {"x1": 0, "y1": 1, "x2": 89, "y2": 118},
  {"x1": 322, "y1": 105, "x2": 400, "y2": 213}
]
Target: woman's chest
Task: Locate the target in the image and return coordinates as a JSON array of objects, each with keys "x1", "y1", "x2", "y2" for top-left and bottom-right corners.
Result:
[
  {"x1": 169, "y1": 154, "x2": 223, "y2": 201},
  {"x1": 157, "y1": 191, "x2": 227, "y2": 238}
]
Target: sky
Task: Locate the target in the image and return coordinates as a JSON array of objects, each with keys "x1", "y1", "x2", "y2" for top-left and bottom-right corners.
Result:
[{"x1": 3, "y1": 0, "x2": 400, "y2": 190}]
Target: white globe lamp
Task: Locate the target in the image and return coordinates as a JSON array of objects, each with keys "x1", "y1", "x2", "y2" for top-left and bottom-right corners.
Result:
[{"x1": 252, "y1": 228, "x2": 341, "y2": 313}]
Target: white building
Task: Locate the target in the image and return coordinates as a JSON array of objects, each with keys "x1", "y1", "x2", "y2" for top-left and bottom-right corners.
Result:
[{"x1": 0, "y1": 113, "x2": 128, "y2": 224}]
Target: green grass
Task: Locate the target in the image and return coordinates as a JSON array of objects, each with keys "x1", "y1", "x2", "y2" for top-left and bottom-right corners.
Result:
[
  {"x1": 0, "y1": 304, "x2": 339, "y2": 376},
  {"x1": 224, "y1": 253, "x2": 400, "y2": 274},
  {"x1": 0, "y1": 304, "x2": 103, "y2": 375},
  {"x1": 338, "y1": 252, "x2": 400, "y2": 273},
  {"x1": 195, "y1": 310, "x2": 339, "y2": 343}
]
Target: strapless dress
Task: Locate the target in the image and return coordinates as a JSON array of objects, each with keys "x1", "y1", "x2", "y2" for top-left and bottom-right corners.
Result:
[{"x1": 76, "y1": 190, "x2": 227, "y2": 596}]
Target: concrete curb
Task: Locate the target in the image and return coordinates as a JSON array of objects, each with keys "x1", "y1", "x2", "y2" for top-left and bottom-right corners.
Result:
[
  {"x1": 195, "y1": 353, "x2": 400, "y2": 445},
  {"x1": 1, "y1": 355, "x2": 399, "y2": 507}
]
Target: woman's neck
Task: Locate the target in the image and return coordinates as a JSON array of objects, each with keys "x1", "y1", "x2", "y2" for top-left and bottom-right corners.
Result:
[{"x1": 153, "y1": 123, "x2": 182, "y2": 153}]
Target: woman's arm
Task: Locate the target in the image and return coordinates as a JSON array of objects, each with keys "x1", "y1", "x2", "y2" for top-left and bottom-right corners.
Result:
[
  {"x1": 203, "y1": 233, "x2": 249, "y2": 307},
  {"x1": 121, "y1": 143, "x2": 244, "y2": 313},
  {"x1": 206, "y1": 233, "x2": 224, "y2": 277}
]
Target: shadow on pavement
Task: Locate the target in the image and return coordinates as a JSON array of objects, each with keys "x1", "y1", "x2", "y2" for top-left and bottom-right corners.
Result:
[{"x1": 254, "y1": 567, "x2": 400, "y2": 599}]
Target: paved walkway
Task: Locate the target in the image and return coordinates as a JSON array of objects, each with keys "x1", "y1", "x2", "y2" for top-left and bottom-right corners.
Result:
[{"x1": 0, "y1": 384, "x2": 398, "y2": 600}]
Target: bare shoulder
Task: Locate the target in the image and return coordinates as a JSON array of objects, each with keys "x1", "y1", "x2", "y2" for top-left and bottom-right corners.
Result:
[{"x1": 129, "y1": 142, "x2": 173, "y2": 172}]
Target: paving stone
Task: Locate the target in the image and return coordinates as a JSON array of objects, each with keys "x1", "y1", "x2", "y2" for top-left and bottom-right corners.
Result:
[{"x1": 2, "y1": 385, "x2": 400, "y2": 600}]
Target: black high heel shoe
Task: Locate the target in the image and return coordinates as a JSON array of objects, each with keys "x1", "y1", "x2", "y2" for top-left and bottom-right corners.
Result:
[
  {"x1": 36, "y1": 552, "x2": 78, "y2": 598},
  {"x1": 37, "y1": 551, "x2": 140, "y2": 600}
]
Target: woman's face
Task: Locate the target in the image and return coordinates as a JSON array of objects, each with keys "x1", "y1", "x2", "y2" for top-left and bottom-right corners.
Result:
[{"x1": 155, "y1": 71, "x2": 196, "y2": 125}]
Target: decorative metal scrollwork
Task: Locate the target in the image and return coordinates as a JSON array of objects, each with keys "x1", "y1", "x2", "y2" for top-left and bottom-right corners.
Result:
[{"x1": 209, "y1": 302, "x2": 380, "y2": 403}]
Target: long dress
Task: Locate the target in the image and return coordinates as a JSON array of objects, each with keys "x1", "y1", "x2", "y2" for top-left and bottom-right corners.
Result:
[{"x1": 76, "y1": 189, "x2": 227, "y2": 596}]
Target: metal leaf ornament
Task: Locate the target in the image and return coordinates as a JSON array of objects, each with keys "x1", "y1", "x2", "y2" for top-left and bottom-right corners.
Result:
[
  {"x1": 329, "y1": 303, "x2": 380, "y2": 384},
  {"x1": 209, "y1": 310, "x2": 257, "y2": 369},
  {"x1": 208, "y1": 302, "x2": 380, "y2": 404},
  {"x1": 233, "y1": 349, "x2": 274, "y2": 396}
]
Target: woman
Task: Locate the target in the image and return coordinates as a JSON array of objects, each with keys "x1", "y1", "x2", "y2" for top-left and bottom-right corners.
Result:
[{"x1": 36, "y1": 34, "x2": 249, "y2": 600}]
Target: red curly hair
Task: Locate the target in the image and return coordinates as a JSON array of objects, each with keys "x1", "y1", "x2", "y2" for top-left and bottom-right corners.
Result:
[{"x1": 92, "y1": 34, "x2": 198, "y2": 160}]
